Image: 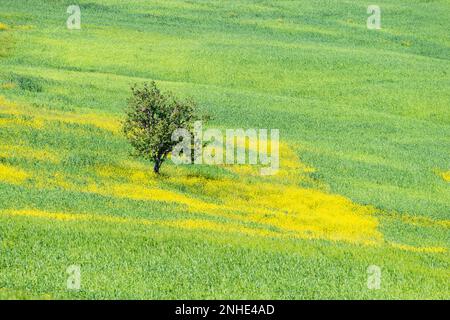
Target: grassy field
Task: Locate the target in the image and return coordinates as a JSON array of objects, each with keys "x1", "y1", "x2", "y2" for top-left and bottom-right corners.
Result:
[{"x1": 0, "y1": 0, "x2": 449, "y2": 299}]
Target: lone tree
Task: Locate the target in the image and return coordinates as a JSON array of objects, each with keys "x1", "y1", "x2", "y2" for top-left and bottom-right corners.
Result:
[{"x1": 123, "y1": 82, "x2": 199, "y2": 174}]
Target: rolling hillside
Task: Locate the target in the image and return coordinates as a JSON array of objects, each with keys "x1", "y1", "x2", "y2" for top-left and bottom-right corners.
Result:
[{"x1": 0, "y1": 0, "x2": 449, "y2": 299}]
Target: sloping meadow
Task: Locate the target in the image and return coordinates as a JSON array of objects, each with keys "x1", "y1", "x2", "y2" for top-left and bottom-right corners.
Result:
[{"x1": 0, "y1": 0, "x2": 449, "y2": 299}]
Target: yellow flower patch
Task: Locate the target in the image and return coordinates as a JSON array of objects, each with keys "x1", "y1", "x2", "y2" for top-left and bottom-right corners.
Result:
[
  {"x1": 2, "y1": 209, "x2": 142, "y2": 224},
  {"x1": 163, "y1": 219, "x2": 281, "y2": 238},
  {"x1": 0, "y1": 145, "x2": 60, "y2": 163},
  {"x1": 49, "y1": 111, "x2": 119, "y2": 133},
  {"x1": 192, "y1": 178, "x2": 381, "y2": 244},
  {"x1": 92, "y1": 182, "x2": 223, "y2": 214},
  {"x1": 0, "y1": 95, "x2": 119, "y2": 133},
  {"x1": 0, "y1": 164, "x2": 29, "y2": 184},
  {"x1": 0, "y1": 116, "x2": 44, "y2": 129},
  {"x1": 383, "y1": 212, "x2": 450, "y2": 229},
  {"x1": 441, "y1": 171, "x2": 450, "y2": 182},
  {"x1": 1, "y1": 209, "x2": 278, "y2": 238},
  {"x1": 95, "y1": 163, "x2": 155, "y2": 185}
]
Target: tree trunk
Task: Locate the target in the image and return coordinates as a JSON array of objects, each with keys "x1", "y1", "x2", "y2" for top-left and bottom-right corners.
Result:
[
  {"x1": 153, "y1": 151, "x2": 168, "y2": 174},
  {"x1": 153, "y1": 160, "x2": 161, "y2": 174}
]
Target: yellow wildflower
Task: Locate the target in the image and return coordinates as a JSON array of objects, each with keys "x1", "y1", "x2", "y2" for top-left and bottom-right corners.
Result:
[{"x1": 0, "y1": 164, "x2": 29, "y2": 184}]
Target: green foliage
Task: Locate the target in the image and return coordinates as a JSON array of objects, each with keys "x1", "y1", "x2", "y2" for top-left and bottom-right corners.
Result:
[
  {"x1": 8, "y1": 73, "x2": 44, "y2": 92},
  {"x1": 123, "y1": 82, "x2": 199, "y2": 173}
]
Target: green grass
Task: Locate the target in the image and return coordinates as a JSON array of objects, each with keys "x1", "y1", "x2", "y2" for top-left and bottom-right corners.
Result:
[{"x1": 0, "y1": 0, "x2": 449, "y2": 299}]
